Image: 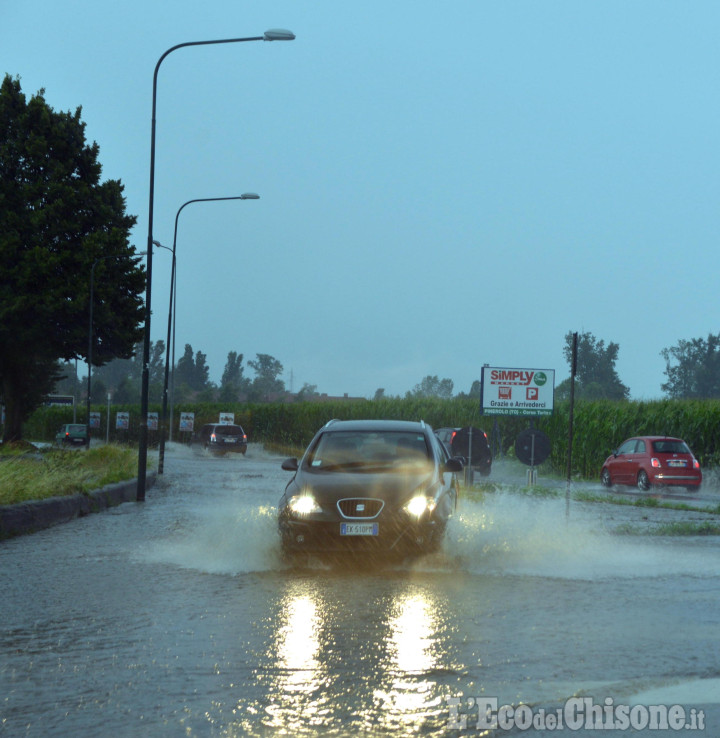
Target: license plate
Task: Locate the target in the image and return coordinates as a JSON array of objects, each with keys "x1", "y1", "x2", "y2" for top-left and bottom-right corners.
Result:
[
  {"x1": 668, "y1": 460, "x2": 687, "y2": 467},
  {"x1": 224, "y1": 437, "x2": 238, "y2": 443},
  {"x1": 340, "y1": 522, "x2": 379, "y2": 536}
]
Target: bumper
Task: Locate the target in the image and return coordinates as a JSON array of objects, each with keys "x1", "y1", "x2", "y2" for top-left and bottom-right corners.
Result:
[
  {"x1": 279, "y1": 515, "x2": 445, "y2": 556},
  {"x1": 651, "y1": 472, "x2": 702, "y2": 487},
  {"x1": 207, "y1": 443, "x2": 247, "y2": 454},
  {"x1": 62, "y1": 438, "x2": 87, "y2": 446}
]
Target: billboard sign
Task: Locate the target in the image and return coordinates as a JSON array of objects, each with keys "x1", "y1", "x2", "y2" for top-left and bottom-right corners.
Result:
[
  {"x1": 179, "y1": 412, "x2": 194, "y2": 433},
  {"x1": 481, "y1": 366, "x2": 555, "y2": 416},
  {"x1": 46, "y1": 395, "x2": 74, "y2": 407}
]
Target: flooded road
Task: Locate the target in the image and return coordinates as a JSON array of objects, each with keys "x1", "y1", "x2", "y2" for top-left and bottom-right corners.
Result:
[{"x1": 2, "y1": 444, "x2": 720, "y2": 736}]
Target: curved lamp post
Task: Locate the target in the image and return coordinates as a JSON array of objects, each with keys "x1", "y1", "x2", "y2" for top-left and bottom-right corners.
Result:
[
  {"x1": 137, "y1": 29, "x2": 295, "y2": 501},
  {"x1": 157, "y1": 193, "x2": 260, "y2": 474}
]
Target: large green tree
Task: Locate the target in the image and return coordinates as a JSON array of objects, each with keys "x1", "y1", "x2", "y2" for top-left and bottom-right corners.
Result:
[
  {"x1": 174, "y1": 344, "x2": 210, "y2": 394},
  {"x1": 0, "y1": 75, "x2": 145, "y2": 441},
  {"x1": 556, "y1": 330, "x2": 630, "y2": 400},
  {"x1": 248, "y1": 353, "x2": 285, "y2": 402},
  {"x1": 219, "y1": 351, "x2": 249, "y2": 402},
  {"x1": 661, "y1": 332, "x2": 720, "y2": 398}
]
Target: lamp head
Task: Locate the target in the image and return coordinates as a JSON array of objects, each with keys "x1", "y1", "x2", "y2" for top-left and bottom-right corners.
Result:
[
  {"x1": 264, "y1": 29, "x2": 295, "y2": 41},
  {"x1": 240, "y1": 193, "x2": 260, "y2": 200}
]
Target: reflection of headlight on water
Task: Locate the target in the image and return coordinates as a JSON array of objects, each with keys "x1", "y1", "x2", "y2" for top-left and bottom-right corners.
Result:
[
  {"x1": 288, "y1": 494, "x2": 322, "y2": 515},
  {"x1": 373, "y1": 592, "x2": 443, "y2": 728},
  {"x1": 277, "y1": 595, "x2": 320, "y2": 673},
  {"x1": 404, "y1": 495, "x2": 436, "y2": 518}
]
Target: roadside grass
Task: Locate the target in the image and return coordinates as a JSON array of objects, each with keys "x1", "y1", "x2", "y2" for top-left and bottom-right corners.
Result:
[
  {"x1": 614, "y1": 521, "x2": 720, "y2": 536},
  {"x1": 0, "y1": 445, "x2": 139, "y2": 506},
  {"x1": 573, "y1": 489, "x2": 720, "y2": 516},
  {"x1": 460, "y1": 480, "x2": 720, "y2": 535}
]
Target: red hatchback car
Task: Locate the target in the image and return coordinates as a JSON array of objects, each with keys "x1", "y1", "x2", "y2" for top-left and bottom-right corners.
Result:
[{"x1": 600, "y1": 436, "x2": 702, "y2": 492}]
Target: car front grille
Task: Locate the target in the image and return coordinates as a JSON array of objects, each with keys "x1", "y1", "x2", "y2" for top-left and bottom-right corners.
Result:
[{"x1": 337, "y1": 498, "x2": 384, "y2": 519}]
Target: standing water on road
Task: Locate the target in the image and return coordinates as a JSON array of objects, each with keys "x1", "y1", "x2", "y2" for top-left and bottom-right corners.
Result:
[{"x1": 2, "y1": 443, "x2": 719, "y2": 736}]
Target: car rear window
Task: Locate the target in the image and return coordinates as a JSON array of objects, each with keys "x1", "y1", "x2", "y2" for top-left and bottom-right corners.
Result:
[
  {"x1": 67, "y1": 425, "x2": 86, "y2": 433},
  {"x1": 652, "y1": 440, "x2": 690, "y2": 454},
  {"x1": 214, "y1": 425, "x2": 243, "y2": 436}
]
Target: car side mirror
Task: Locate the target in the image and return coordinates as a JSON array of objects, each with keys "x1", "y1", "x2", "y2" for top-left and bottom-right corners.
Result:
[
  {"x1": 445, "y1": 458, "x2": 463, "y2": 473},
  {"x1": 282, "y1": 457, "x2": 299, "y2": 472}
]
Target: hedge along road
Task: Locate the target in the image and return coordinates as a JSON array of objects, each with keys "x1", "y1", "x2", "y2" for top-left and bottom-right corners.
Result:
[{"x1": 1, "y1": 443, "x2": 720, "y2": 737}]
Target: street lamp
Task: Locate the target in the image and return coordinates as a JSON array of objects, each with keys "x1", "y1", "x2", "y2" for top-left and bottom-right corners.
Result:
[
  {"x1": 87, "y1": 251, "x2": 147, "y2": 447},
  {"x1": 157, "y1": 193, "x2": 260, "y2": 474},
  {"x1": 137, "y1": 29, "x2": 295, "y2": 501}
]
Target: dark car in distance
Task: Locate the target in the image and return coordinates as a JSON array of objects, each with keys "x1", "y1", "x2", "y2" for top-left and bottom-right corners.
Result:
[
  {"x1": 278, "y1": 419, "x2": 462, "y2": 560},
  {"x1": 600, "y1": 436, "x2": 701, "y2": 492},
  {"x1": 193, "y1": 423, "x2": 247, "y2": 455},
  {"x1": 54, "y1": 423, "x2": 88, "y2": 447},
  {"x1": 435, "y1": 426, "x2": 492, "y2": 477}
]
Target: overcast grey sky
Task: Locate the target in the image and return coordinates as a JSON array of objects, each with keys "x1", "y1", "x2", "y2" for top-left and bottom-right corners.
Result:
[{"x1": 4, "y1": 1, "x2": 719, "y2": 399}]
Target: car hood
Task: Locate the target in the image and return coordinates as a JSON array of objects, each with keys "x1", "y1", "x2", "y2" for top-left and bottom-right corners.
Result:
[{"x1": 292, "y1": 464, "x2": 437, "y2": 504}]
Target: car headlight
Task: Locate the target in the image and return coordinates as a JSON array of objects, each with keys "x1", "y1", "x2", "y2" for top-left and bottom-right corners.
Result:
[
  {"x1": 287, "y1": 493, "x2": 322, "y2": 516},
  {"x1": 404, "y1": 495, "x2": 437, "y2": 518}
]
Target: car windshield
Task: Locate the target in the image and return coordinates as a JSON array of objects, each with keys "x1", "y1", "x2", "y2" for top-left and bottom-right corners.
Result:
[
  {"x1": 307, "y1": 430, "x2": 430, "y2": 471},
  {"x1": 652, "y1": 440, "x2": 690, "y2": 454}
]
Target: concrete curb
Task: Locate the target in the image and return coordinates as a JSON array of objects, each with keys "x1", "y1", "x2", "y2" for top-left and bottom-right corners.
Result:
[{"x1": 0, "y1": 473, "x2": 157, "y2": 540}]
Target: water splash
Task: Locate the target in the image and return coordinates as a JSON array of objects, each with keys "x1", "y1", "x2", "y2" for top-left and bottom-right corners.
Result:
[{"x1": 441, "y1": 492, "x2": 720, "y2": 581}]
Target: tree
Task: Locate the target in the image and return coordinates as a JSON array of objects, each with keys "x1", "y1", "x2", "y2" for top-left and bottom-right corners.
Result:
[
  {"x1": 0, "y1": 75, "x2": 145, "y2": 441},
  {"x1": 373, "y1": 388, "x2": 386, "y2": 401},
  {"x1": 456, "y1": 380, "x2": 482, "y2": 400},
  {"x1": 247, "y1": 353, "x2": 285, "y2": 402},
  {"x1": 555, "y1": 331, "x2": 630, "y2": 401},
  {"x1": 406, "y1": 375, "x2": 454, "y2": 399},
  {"x1": 295, "y1": 383, "x2": 319, "y2": 402},
  {"x1": 52, "y1": 361, "x2": 83, "y2": 399},
  {"x1": 174, "y1": 344, "x2": 210, "y2": 394},
  {"x1": 219, "y1": 351, "x2": 248, "y2": 402},
  {"x1": 660, "y1": 332, "x2": 720, "y2": 399}
]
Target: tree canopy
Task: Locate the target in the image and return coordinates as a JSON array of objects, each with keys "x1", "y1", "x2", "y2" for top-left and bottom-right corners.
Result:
[
  {"x1": 406, "y1": 375, "x2": 454, "y2": 399},
  {"x1": 661, "y1": 332, "x2": 720, "y2": 399},
  {"x1": 247, "y1": 353, "x2": 285, "y2": 402},
  {"x1": 0, "y1": 75, "x2": 145, "y2": 441},
  {"x1": 556, "y1": 330, "x2": 630, "y2": 401}
]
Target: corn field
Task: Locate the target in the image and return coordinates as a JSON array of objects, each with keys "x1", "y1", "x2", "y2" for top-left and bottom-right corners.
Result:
[{"x1": 23, "y1": 397, "x2": 720, "y2": 480}]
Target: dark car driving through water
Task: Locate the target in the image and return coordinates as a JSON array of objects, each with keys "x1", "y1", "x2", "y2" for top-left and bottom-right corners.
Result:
[
  {"x1": 278, "y1": 419, "x2": 462, "y2": 560},
  {"x1": 192, "y1": 423, "x2": 248, "y2": 455},
  {"x1": 435, "y1": 426, "x2": 492, "y2": 477}
]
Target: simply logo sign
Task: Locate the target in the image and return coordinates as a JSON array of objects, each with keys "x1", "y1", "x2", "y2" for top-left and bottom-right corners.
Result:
[{"x1": 481, "y1": 366, "x2": 555, "y2": 417}]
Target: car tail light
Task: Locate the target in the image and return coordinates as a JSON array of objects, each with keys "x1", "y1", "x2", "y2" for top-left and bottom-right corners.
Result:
[
  {"x1": 693, "y1": 459, "x2": 700, "y2": 469},
  {"x1": 651, "y1": 457, "x2": 661, "y2": 468},
  {"x1": 211, "y1": 433, "x2": 217, "y2": 443}
]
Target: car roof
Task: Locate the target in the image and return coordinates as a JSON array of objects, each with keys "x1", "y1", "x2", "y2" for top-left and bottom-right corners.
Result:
[
  {"x1": 321, "y1": 419, "x2": 429, "y2": 433},
  {"x1": 627, "y1": 435, "x2": 685, "y2": 442}
]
